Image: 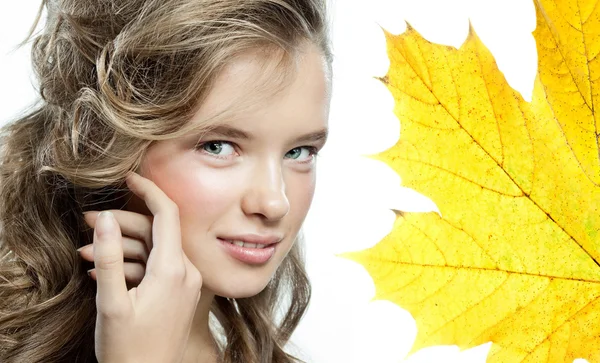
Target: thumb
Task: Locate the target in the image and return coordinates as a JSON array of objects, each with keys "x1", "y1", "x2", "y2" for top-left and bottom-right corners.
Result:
[{"x1": 93, "y1": 211, "x2": 130, "y2": 314}]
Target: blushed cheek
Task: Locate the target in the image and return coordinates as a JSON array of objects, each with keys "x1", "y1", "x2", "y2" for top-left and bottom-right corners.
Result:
[{"x1": 145, "y1": 159, "x2": 240, "y2": 234}]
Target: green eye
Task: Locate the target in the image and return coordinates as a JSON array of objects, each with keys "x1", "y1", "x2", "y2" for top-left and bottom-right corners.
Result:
[
  {"x1": 286, "y1": 148, "x2": 302, "y2": 159},
  {"x1": 285, "y1": 146, "x2": 317, "y2": 162},
  {"x1": 196, "y1": 141, "x2": 236, "y2": 158},
  {"x1": 203, "y1": 142, "x2": 223, "y2": 154}
]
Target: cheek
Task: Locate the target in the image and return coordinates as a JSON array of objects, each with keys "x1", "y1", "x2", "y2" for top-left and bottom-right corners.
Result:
[
  {"x1": 148, "y1": 163, "x2": 240, "y2": 225},
  {"x1": 285, "y1": 171, "x2": 316, "y2": 219}
]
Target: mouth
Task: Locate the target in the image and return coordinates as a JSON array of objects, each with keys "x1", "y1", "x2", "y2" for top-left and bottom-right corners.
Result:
[
  {"x1": 220, "y1": 238, "x2": 271, "y2": 249},
  {"x1": 217, "y1": 237, "x2": 280, "y2": 264}
]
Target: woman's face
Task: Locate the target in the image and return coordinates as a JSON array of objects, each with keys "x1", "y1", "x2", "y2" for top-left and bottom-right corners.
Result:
[{"x1": 128, "y1": 42, "x2": 331, "y2": 298}]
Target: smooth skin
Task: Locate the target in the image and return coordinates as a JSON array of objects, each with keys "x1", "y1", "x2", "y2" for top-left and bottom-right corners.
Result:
[
  {"x1": 78, "y1": 41, "x2": 331, "y2": 363},
  {"x1": 90, "y1": 172, "x2": 202, "y2": 363}
]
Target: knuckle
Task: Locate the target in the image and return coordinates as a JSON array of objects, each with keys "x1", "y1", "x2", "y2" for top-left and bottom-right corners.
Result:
[
  {"x1": 96, "y1": 299, "x2": 130, "y2": 319},
  {"x1": 95, "y1": 254, "x2": 122, "y2": 269},
  {"x1": 186, "y1": 269, "x2": 203, "y2": 288},
  {"x1": 134, "y1": 250, "x2": 148, "y2": 262},
  {"x1": 163, "y1": 266, "x2": 186, "y2": 281}
]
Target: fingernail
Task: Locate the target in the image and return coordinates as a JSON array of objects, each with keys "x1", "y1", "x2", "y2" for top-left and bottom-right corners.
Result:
[
  {"x1": 95, "y1": 211, "x2": 115, "y2": 238},
  {"x1": 83, "y1": 210, "x2": 98, "y2": 216},
  {"x1": 87, "y1": 269, "x2": 93, "y2": 277}
]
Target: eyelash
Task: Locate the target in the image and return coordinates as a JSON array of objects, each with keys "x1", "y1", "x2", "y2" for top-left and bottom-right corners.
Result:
[{"x1": 194, "y1": 140, "x2": 320, "y2": 164}]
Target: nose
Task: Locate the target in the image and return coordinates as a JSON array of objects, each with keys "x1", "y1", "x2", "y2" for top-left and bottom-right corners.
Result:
[{"x1": 241, "y1": 160, "x2": 290, "y2": 221}]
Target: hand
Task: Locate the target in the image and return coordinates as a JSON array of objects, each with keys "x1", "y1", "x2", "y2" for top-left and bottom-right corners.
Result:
[
  {"x1": 84, "y1": 172, "x2": 202, "y2": 363},
  {"x1": 80, "y1": 210, "x2": 151, "y2": 288}
]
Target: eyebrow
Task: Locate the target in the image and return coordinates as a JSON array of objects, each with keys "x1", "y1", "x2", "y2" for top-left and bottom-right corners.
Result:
[{"x1": 205, "y1": 125, "x2": 328, "y2": 144}]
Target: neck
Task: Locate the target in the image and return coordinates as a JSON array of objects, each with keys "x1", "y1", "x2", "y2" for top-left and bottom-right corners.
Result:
[{"x1": 183, "y1": 288, "x2": 219, "y2": 363}]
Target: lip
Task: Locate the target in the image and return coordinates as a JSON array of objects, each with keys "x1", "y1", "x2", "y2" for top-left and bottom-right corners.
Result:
[
  {"x1": 218, "y1": 234, "x2": 282, "y2": 246},
  {"x1": 218, "y1": 238, "x2": 279, "y2": 264}
]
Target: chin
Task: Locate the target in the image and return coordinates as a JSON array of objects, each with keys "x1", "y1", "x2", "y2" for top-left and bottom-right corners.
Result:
[
  {"x1": 204, "y1": 271, "x2": 275, "y2": 299},
  {"x1": 211, "y1": 281, "x2": 271, "y2": 299}
]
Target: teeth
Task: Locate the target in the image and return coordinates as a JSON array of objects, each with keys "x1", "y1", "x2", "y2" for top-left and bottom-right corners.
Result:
[{"x1": 226, "y1": 240, "x2": 264, "y2": 249}]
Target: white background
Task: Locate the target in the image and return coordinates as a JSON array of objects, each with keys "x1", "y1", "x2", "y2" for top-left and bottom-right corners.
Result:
[{"x1": 0, "y1": 1, "x2": 582, "y2": 362}]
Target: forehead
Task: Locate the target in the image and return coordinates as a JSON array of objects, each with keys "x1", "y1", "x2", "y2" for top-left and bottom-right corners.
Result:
[{"x1": 190, "y1": 42, "x2": 331, "y2": 131}]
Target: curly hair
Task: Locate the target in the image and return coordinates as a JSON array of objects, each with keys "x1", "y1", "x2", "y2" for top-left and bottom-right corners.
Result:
[{"x1": 0, "y1": 0, "x2": 332, "y2": 362}]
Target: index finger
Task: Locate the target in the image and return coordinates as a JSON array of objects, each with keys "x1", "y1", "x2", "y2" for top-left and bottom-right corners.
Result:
[
  {"x1": 125, "y1": 172, "x2": 183, "y2": 272},
  {"x1": 93, "y1": 211, "x2": 130, "y2": 314}
]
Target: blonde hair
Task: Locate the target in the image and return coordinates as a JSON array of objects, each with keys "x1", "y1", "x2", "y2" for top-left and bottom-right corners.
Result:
[{"x1": 0, "y1": 0, "x2": 332, "y2": 362}]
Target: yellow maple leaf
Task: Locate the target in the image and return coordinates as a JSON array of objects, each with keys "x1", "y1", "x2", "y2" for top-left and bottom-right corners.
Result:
[{"x1": 341, "y1": 0, "x2": 600, "y2": 362}]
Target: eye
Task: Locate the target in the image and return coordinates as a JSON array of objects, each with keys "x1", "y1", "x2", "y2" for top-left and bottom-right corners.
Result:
[
  {"x1": 196, "y1": 141, "x2": 236, "y2": 158},
  {"x1": 285, "y1": 146, "x2": 318, "y2": 162}
]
